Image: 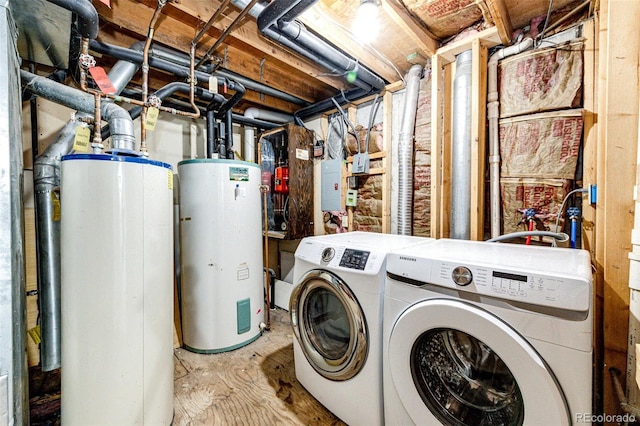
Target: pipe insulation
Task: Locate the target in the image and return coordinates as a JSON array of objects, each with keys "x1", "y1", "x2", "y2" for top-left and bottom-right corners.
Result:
[
  {"x1": 487, "y1": 37, "x2": 534, "y2": 238},
  {"x1": 396, "y1": 64, "x2": 423, "y2": 235},
  {"x1": 243, "y1": 108, "x2": 293, "y2": 162},
  {"x1": 45, "y1": 0, "x2": 99, "y2": 39},
  {"x1": 450, "y1": 50, "x2": 473, "y2": 240},
  {"x1": 27, "y1": 55, "x2": 138, "y2": 371}
]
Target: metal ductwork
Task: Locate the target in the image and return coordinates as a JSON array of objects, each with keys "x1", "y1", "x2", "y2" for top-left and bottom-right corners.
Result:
[
  {"x1": 25, "y1": 49, "x2": 137, "y2": 370},
  {"x1": 0, "y1": 1, "x2": 29, "y2": 423},
  {"x1": 396, "y1": 64, "x2": 423, "y2": 235},
  {"x1": 450, "y1": 50, "x2": 473, "y2": 240}
]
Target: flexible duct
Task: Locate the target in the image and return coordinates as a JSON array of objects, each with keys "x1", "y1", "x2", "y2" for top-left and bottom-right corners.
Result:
[
  {"x1": 26, "y1": 54, "x2": 137, "y2": 370},
  {"x1": 243, "y1": 108, "x2": 292, "y2": 162},
  {"x1": 450, "y1": 50, "x2": 473, "y2": 240},
  {"x1": 487, "y1": 37, "x2": 534, "y2": 238},
  {"x1": 397, "y1": 64, "x2": 423, "y2": 235}
]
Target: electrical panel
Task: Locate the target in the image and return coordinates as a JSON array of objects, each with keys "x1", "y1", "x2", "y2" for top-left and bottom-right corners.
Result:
[{"x1": 321, "y1": 159, "x2": 342, "y2": 211}]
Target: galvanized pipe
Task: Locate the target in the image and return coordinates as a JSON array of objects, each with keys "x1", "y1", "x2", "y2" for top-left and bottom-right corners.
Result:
[
  {"x1": 396, "y1": 64, "x2": 423, "y2": 235},
  {"x1": 450, "y1": 50, "x2": 473, "y2": 240},
  {"x1": 26, "y1": 56, "x2": 138, "y2": 370}
]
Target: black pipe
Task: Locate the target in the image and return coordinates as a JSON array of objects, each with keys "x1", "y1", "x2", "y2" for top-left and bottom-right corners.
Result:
[
  {"x1": 46, "y1": 0, "x2": 99, "y2": 39},
  {"x1": 256, "y1": 0, "x2": 386, "y2": 91},
  {"x1": 225, "y1": 109, "x2": 234, "y2": 159},
  {"x1": 294, "y1": 87, "x2": 377, "y2": 121},
  {"x1": 139, "y1": 42, "x2": 309, "y2": 107},
  {"x1": 206, "y1": 109, "x2": 215, "y2": 158},
  {"x1": 90, "y1": 40, "x2": 306, "y2": 107}
]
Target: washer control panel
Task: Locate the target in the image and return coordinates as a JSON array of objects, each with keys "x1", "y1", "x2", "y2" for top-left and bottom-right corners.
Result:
[{"x1": 435, "y1": 261, "x2": 589, "y2": 312}]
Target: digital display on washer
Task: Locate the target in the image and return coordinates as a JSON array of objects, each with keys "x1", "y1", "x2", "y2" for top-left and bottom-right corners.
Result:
[
  {"x1": 339, "y1": 249, "x2": 370, "y2": 270},
  {"x1": 492, "y1": 271, "x2": 528, "y2": 282}
]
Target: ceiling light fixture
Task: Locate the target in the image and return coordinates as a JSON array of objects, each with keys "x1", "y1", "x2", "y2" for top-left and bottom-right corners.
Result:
[{"x1": 353, "y1": 0, "x2": 380, "y2": 44}]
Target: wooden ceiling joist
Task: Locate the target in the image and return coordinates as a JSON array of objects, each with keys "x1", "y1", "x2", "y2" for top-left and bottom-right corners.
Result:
[{"x1": 485, "y1": 0, "x2": 514, "y2": 45}]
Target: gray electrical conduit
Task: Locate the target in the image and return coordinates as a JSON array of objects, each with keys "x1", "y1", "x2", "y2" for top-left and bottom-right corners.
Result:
[
  {"x1": 488, "y1": 37, "x2": 534, "y2": 238},
  {"x1": 25, "y1": 56, "x2": 138, "y2": 370},
  {"x1": 397, "y1": 64, "x2": 423, "y2": 235}
]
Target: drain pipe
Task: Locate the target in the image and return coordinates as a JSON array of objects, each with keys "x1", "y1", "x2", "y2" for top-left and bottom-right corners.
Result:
[
  {"x1": 25, "y1": 64, "x2": 136, "y2": 371},
  {"x1": 243, "y1": 108, "x2": 292, "y2": 162},
  {"x1": 450, "y1": 50, "x2": 473, "y2": 240},
  {"x1": 487, "y1": 36, "x2": 534, "y2": 238},
  {"x1": 397, "y1": 64, "x2": 423, "y2": 235}
]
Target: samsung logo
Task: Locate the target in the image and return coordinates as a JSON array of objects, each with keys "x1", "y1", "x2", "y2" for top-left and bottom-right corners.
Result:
[{"x1": 399, "y1": 256, "x2": 417, "y2": 262}]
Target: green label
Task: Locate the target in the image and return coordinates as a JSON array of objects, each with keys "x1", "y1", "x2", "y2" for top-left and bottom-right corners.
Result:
[{"x1": 229, "y1": 167, "x2": 249, "y2": 181}]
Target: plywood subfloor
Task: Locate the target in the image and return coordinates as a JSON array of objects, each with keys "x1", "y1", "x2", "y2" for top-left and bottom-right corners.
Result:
[
  {"x1": 173, "y1": 308, "x2": 345, "y2": 426},
  {"x1": 29, "y1": 308, "x2": 340, "y2": 425}
]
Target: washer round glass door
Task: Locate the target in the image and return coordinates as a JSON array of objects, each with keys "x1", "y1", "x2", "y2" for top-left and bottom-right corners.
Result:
[
  {"x1": 290, "y1": 269, "x2": 368, "y2": 381},
  {"x1": 388, "y1": 299, "x2": 571, "y2": 425}
]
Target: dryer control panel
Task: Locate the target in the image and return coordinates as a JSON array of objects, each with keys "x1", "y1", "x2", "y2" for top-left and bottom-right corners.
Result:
[{"x1": 339, "y1": 249, "x2": 370, "y2": 270}]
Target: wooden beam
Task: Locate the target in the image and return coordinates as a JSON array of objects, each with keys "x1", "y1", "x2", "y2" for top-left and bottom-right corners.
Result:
[
  {"x1": 581, "y1": 17, "x2": 601, "y2": 413},
  {"x1": 383, "y1": 89, "x2": 392, "y2": 233},
  {"x1": 437, "y1": 26, "x2": 502, "y2": 64},
  {"x1": 598, "y1": 0, "x2": 640, "y2": 415},
  {"x1": 94, "y1": 0, "x2": 348, "y2": 96},
  {"x1": 430, "y1": 55, "x2": 441, "y2": 238},
  {"x1": 485, "y1": 0, "x2": 513, "y2": 45},
  {"x1": 470, "y1": 39, "x2": 488, "y2": 241},
  {"x1": 380, "y1": 0, "x2": 439, "y2": 57}
]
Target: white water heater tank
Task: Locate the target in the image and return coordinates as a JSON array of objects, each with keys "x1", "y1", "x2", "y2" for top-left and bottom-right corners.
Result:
[
  {"x1": 178, "y1": 159, "x2": 264, "y2": 353},
  {"x1": 60, "y1": 153, "x2": 174, "y2": 425}
]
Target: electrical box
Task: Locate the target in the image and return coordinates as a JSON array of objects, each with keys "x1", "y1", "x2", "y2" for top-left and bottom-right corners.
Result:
[
  {"x1": 352, "y1": 152, "x2": 370, "y2": 174},
  {"x1": 346, "y1": 189, "x2": 358, "y2": 207},
  {"x1": 321, "y1": 159, "x2": 342, "y2": 211}
]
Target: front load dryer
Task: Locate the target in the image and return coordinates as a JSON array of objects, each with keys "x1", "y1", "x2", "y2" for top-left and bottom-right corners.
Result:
[
  {"x1": 383, "y1": 239, "x2": 593, "y2": 426},
  {"x1": 290, "y1": 232, "x2": 427, "y2": 426}
]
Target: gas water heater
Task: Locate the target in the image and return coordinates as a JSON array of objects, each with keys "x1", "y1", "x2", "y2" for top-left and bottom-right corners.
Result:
[
  {"x1": 60, "y1": 153, "x2": 174, "y2": 425},
  {"x1": 178, "y1": 159, "x2": 264, "y2": 353}
]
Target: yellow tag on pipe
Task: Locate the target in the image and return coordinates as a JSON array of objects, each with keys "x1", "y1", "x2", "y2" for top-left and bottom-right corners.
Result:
[
  {"x1": 28, "y1": 325, "x2": 41, "y2": 344},
  {"x1": 146, "y1": 107, "x2": 160, "y2": 131},
  {"x1": 168, "y1": 170, "x2": 173, "y2": 190},
  {"x1": 73, "y1": 125, "x2": 91, "y2": 152},
  {"x1": 51, "y1": 191, "x2": 61, "y2": 222}
]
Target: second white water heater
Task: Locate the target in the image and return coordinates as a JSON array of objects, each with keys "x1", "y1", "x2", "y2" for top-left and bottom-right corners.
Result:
[{"x1": 178, "y1": 159, "x2": 264, "y2": 352}]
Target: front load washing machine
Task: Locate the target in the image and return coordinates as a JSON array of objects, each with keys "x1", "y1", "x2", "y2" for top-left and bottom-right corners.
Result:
[
  {"x1": 290, "y1": 232, "x2": 427, "y2": 426},
  {"x1": 383, "y1": 239, "x2": 593, "y2": 426}
]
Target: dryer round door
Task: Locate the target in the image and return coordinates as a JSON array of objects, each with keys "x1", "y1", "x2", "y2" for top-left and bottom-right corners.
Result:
[
  {"x1": 388, "y1": 298, "x2": 570, "y2": 426},
  {"x1": 290, "y1": 269, "x2": 368, "y2": 381}
]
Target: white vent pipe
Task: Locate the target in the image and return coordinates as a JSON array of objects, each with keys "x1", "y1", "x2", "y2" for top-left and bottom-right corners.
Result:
[
  {"x1": 243, "y1": 108, "x2": 292, "y2": 162},
  {"x1": 396, "y1": 64, "x2": 423, "y2": 235},
  {"x1": 450, "y1": 50, "x2": 473, "y2": 240},
  {"x1": 487, "y1": 37, "x2": 534, "y2": 238}
]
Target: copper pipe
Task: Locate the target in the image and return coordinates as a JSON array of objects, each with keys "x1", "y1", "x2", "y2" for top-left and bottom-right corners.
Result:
[
  {"x1": 141, "y1": 0, "x2": 167, "y2": 153},
  {"x1": 196, "y1": 0, "x2": 259, "y2": 68},
  {"x1": 78, "y1": 38, "x2": 91, "y2": 91},
  {"x1": 92, "y1": 91, "x2": 102, "y2": 149},
  {"x1": 193, "y1": 0, "x2": 232, "y2": 46}
]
